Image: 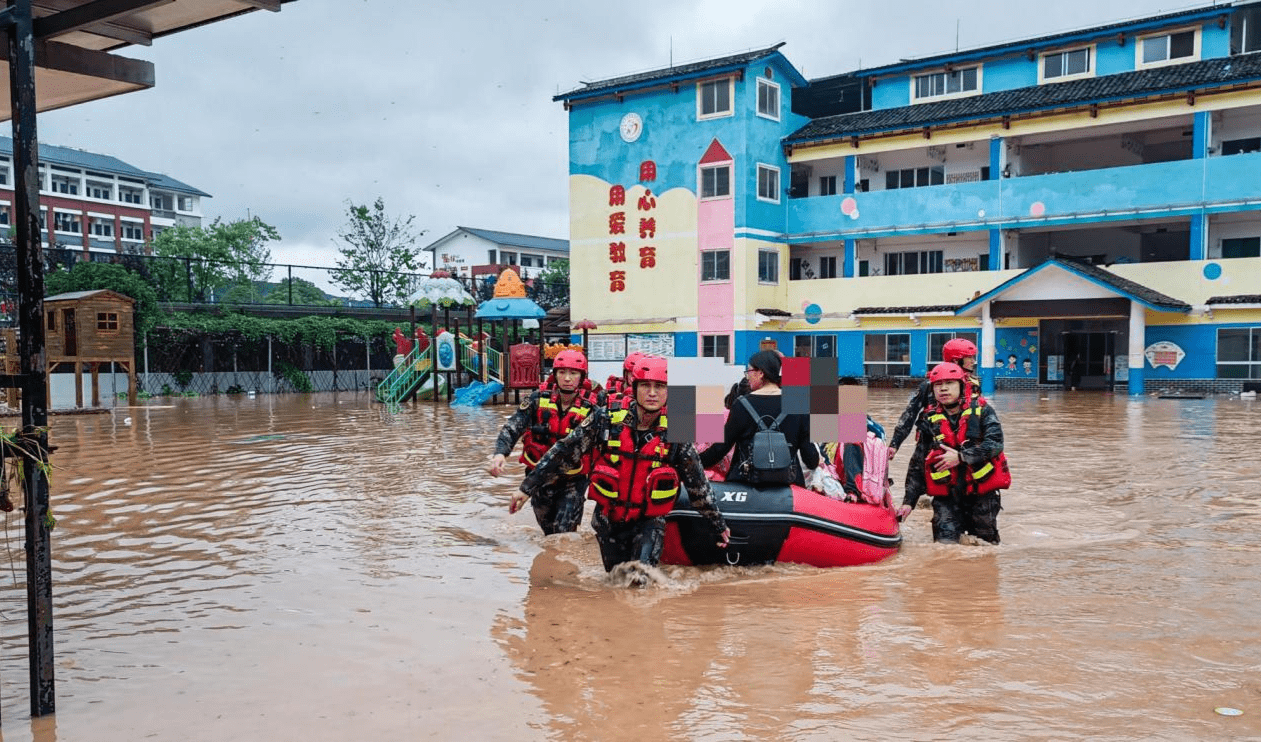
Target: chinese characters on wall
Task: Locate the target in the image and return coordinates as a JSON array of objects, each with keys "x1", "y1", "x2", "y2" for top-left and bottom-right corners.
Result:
[{"x1": 607, "y1": 161, "x2": 659, "y2": 293}]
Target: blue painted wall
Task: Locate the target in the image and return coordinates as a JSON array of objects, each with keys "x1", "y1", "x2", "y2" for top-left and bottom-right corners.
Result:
[{"x1": 1143, "y1": 324, "x2": 1220, "y2": 380}]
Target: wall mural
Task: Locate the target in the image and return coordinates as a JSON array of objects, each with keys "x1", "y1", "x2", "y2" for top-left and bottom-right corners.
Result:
[{"x1": 994, "y1": 328, "x2": 1039, "y2": 378}]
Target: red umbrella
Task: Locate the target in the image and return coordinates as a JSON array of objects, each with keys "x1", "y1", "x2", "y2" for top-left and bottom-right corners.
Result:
[{"x1": 573, "y1": 318, "x2": 598, "y2": 351}]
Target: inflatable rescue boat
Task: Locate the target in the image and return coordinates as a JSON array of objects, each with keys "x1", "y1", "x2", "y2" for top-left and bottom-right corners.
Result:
[{"x1": 662, "y1": 481, "x2": 901, "y2": 568}]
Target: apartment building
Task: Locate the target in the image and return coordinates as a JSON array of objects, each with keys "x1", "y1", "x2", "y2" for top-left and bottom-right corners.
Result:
[
  {"x1": 556, "y1": 3, "x2": 1261, "y2": 395},
  {"x1": 0, "y1": 137, "x2": 208, "y2": 258},
  {"x1": 423, "y1": 226, "x2": 569, "y2": 280}
]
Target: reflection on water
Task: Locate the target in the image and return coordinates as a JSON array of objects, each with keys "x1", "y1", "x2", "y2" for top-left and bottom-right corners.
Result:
[{"x1": 0, "y1": 389, "x2": 1255, "y2": 740}]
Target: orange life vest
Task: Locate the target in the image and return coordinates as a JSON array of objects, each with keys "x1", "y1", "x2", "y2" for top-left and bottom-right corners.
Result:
[
  {"x1": 519, "y1": 379, "x2": 600, "y2": 474},
  {"x1": 587, "y1": 407, "x2": 680, "y2": 522},
  {"x1": 923, "y1": 394, "x2": 1011, "y2": 496}
]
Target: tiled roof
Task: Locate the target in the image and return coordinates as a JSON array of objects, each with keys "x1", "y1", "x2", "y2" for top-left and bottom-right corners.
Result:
[
  {"x1": 457, "y1": 227, "x2": 569, "y2": 253},
  {"x1": 146, "y1": 172, "x2": 211, "y2": 198},
  {"x1": 787, "y1": 52, "x2": 1261, "y2": 144},
  {"x1": 755, "y1": 307, "x2": 792, "y2": 317},
  {"x1": 852, "y1": 305, "x2": 961, "y2": 314},
  {"x1": 1207, "y1": 294, "x2": 1261, "y2": 304},
  {"x1": 1062, "y1": 259, "x2": 1190, "y2": 311},
  {"x1": 556, "y1": 43, "x2": 787, "y2": 101},
  {"x1": 0, "y1": 136, "x2": 151, "y2": 179}
]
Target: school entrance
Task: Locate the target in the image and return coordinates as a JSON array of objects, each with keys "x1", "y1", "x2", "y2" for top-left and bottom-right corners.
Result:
[{"x1": 1039, "y1": 319, "x2": 1128, "y2": 391}]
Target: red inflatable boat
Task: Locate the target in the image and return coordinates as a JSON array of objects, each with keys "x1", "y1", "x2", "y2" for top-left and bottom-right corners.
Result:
[{"x1": 662, "y1": 481, "x2": 902, "y2": 568}]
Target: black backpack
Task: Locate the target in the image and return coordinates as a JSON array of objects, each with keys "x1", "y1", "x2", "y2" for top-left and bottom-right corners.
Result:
[{"x1": 737, "y1": 396, "x2": 793, "y2": 485}]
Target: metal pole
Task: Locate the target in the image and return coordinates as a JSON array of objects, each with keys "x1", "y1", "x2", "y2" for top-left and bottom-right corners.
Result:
[
  {"x1": 267, "y1": 336, "x2": 273, "y2": 394},
  {"x1": 8, "y1": 0, "x2": 56, "y2": 717}
]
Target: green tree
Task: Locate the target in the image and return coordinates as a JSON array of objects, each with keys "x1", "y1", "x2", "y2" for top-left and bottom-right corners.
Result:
[
  {"x1": 530, "y1": 258, "x2": 570, "y2": 310},
  {"x1": 150, "y1": 217, "x2": 280, "y2": 302},
  {"x1": 262, "y1": 277, "x2": 339, "y2": 306},
  {"x1": 331, "y1": 198, "x2": 424, "y2": 307},
  {"x1": 44, "y1": 261, "x2": 161, "y2": 336}
]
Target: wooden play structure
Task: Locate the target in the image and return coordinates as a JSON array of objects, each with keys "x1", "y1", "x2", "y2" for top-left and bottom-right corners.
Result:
[{"x1": 42, "y1": 290, "x2": 138, "y2": 408}]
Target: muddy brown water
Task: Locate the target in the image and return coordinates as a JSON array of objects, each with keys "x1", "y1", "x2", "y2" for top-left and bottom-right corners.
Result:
[{"x1": 0, "y1": 389, "x2": 1256, "y2": 741}]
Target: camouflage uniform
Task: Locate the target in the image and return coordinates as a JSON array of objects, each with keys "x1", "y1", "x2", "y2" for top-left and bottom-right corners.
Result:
[
  {"x1": 919, "y1": 400, "x2": 1005, "y2": 544},
  {"x1": 889, "y1": 381, "x2": 934, "y2": 512},
  {"x1": 521, "y1": 402, "x2": 727, "y2": 571},
  {"x1": 495, "y1": 388, "x2": 601, "y2": 535}
]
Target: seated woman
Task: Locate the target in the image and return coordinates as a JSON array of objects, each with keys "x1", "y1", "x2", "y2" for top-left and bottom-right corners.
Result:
[
  {"x1": 697, "y1": 377, "x2": 750, "y2": 481},
  {"x1": 698, "y1": 350, "x2": 819, "y2": 487}
]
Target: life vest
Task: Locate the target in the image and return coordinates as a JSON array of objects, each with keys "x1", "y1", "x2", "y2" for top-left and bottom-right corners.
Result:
[
  {"x1": 923, "y1": 394, "x2": 1011, "y2": 496},
  {"x1": 605, "y1": 376, "x2": 627, "y2": 399},
  {"x1": 519, "y1": 379, "x2": 600, "y2": 474},
  {"x1": 587, "y1": 406, "x2": 680, "y2": 522}
]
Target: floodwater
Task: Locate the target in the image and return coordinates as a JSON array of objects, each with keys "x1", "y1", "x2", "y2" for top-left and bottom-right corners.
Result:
[{"x1": 0, "y1": 388, "x2": 1256, "y2": 741}]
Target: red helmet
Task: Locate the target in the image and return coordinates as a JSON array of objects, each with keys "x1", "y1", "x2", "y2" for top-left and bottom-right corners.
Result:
[
  {"x1": 942, "y1": 338, "x2": 979, "y2": 364},
  {"x1": 928, "y1": 362, "x2": 968, "y2": 384},
  {"x1": 623, "y1": 351, "x2": 646, "y2": 372},
  {"x1": 632, "y1": 356, "x2": 668, "y2": 385},
  {"x1": 552, "y1": 349, "x2": 588, "y2": 373}
]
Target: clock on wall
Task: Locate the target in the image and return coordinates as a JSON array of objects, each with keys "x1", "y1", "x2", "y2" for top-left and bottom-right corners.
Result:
[{"x1": 619, "y1": 112, "x2": 643, "y2": 143}]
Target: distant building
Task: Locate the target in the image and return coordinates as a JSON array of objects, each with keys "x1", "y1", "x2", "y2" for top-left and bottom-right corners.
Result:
[
  {"x1": 423, "y1": 226, "x2": 568, "y2": 280},
  {"x1": 0, "y1": 136, "x2": 209, "y2": 259}
]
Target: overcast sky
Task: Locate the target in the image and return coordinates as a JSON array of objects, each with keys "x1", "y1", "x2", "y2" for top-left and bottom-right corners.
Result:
[{"x1": 38, "y1": 0, "x2": 1176, "y2": 269}]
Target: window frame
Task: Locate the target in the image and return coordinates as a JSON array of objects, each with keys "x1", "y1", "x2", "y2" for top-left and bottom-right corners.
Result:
[
  {"x1": 1136, "y1": 27, "x2": 1200, "y2": 69},
  {"x1": 818, "y1": 175, "x2": 838, "y2": 196},
  {"x1": 1039, "y1": 45, "x2": 1094, "y2": 83},
  {"x1": 120, "y1": 220, "x2": 145, "y2": 242},
  {"x1": 819, "y1": 255, "x2": 838, "y2": 279},
  {"x1": 697, "y1": 78, "x2": 734, "y2": 120},
  {"x1": 863, "y1": 333, "x2": 911, "y2": 377},
  {"x1": 756, "y1": 163, "x2": 781, "y2": 203},
  {"x1": 884, "y1": 249, "x2": 944, "y2": 276},
  {"x1": 927, "y1": 331, "x2": 979, "y2": 372},
  {"x1": 53, "y1": 210, "x2": 82, "y2": 235},
  {"x1": 1220, "y1": 236, "x2": 1261, "y2": 259},
  {"x1": 700, "y1": 249, "x2": 731, "y2": 282},
  {"x1": 89, "y1": 216, "x2": 114, "y2": 238},
  {"x1": 884, "y1": 166, "x2": 945, "y2": 190},
  {"x1": 1216, "y1": 327, "x2": 1261, "y2": 379},
  {"x1": 96, "y1": 312, "x2": 119, "y2": 333},
  {"x1": 700, "y1": 163, "x2": 732, "y2": 200},
  {"x1": 911, "y1": 65, "x2": 981, "y2": 103},
  {"x1": 756, "y1": 77, "x2": 781, "y2": 121},
  {"x1": 701, "y1": 334, "x2": 731, "y2": 363},
  {"x1": 757, "y1": 249, "x2": 779, "y2": 284}
]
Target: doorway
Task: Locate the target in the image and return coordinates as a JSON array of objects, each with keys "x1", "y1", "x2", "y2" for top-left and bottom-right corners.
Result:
[{"x1": 1061, "y1": 331, "x2": 1116, "y2": 390}]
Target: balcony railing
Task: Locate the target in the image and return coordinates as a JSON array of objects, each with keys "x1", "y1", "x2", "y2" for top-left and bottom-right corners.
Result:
[{"x1": 787, "y1": 151, "x2": 1261, "y2": 240}]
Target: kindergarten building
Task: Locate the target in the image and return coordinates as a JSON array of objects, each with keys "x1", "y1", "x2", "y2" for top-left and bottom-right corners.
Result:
[{"x1": 556, "y1": 3, "x2": 1261, "y2": 395}]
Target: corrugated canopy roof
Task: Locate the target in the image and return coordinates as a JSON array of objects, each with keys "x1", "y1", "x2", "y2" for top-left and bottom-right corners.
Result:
[{"x1": 0, "y1": 0, "x2": 293, "y2": 121}]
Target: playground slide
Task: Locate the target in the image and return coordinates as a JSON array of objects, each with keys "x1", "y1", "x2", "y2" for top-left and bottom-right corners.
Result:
[{"x1": 451, "y1": 380, "x2": 504, "y2": 407}]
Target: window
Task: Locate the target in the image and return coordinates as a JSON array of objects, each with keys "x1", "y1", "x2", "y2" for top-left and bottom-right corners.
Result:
[
  {"x1": 87, "y1": 181, "x2": 112, "y2": 200},
  {"x1": 46, "y1": 311, "x2": 55, "y2": 331},
  {"x1": 1140, "y1": 29, "x2": 1197, "y2": 66},
  {"x1": 757, "y1": 164, "x2": 780, "y2": 202},
  {"x1": 53, "y1": 211, "x2": 82, "y2": 234},
  {"x1": 487, "y1": 249, "x2": 497, "y2": 264},
  {"x1": 519, "y1": 255, "x2": 537, "y2": 268},
  {"x1": 1042, "y1": 47, "x2": 1091, "y2": 81},
  {"x1": 701, "y1": 250, "x2": 730, "y2": 281},
  {"x1": 151, "y1": 194, "x2": 167, "y2": 210},
  {"x1": 819, "y1": 255, "x2": 838, "y2": 279},
  {"x1": 1217, "y1": 327, "x2": 1261, "y2": 379},
  {"x1": 913, "y1": 66, "x2": 979, "y2": 101},
  {"x1": 858, "y1": 260, "x2": 869, "y2": 277},
  {"x1": 702, "y1": 334, "x2": 730, "y2": 363},
  {"x1": 819, "y1": 175, "x2": 837, "y2": 196},
  {"x1": 1221, "y1": 237, "x2": 1261, "y2": 259},
  {"x1": 90, "y1": 217, "x2": 114, "y2": 238},
  {"x1": 120, "y1": 187, "x2": 144, "y2": 204},
  {"x1": 501, "y1": 251, "x2": 517, "y2": 265},
  {"x1": 97, "y1": 312, "x2": 119, "y2": 332},
  {"x1": 50, "y1": 175, "x2": 78, "y2": 195},
  {"x1": 757, "y1": 249, "x2": 779, "y2": 283},
  {"x1": 178, "y1": 196, "x2": 194, "y2": 211},
  {"x1": 885, "y1": 250, "x2": 943, "y2": 275},
  {"x1": 700, "y1": 165, "x2": 731, "y2": 198},
  {"x1": 864, "y1": 333, "x2": 911, "y2": 376},
  {"x1": 0, "y1": 207, "x2": 8, "y2": 226},
  {"x1": 928, "y1": 331, "x2": 979, "y2": 370},
  {"x1": 121, "y1": 221, "x2": 145, "y2": 241},
  {"x1": 813, "y1": 335, "x2": 836, "y2": 358},
  {"x1": 1221, "y1": 138, "x2": 1261, "y2": 156},
  {"x1": 756, "y1": 78, "x2": 780, "y2": 120},
  {"x1": 698, "y1": 78, "x2": 732, "y2": 118},
  {"x1": 885, "y1": 166, "x2": 944, "y2": 190}
]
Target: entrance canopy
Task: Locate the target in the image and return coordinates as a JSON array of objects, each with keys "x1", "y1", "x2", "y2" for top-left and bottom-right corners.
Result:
[
  {"x1": 0, "y1": 0, "x2": 286, "y2": 120},
  {"x1": 955, "y1": 257, "x2": 1190, "y2": 319}
]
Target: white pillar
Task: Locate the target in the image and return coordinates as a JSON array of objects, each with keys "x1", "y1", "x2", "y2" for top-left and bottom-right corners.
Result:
[
  {"x1": 980, "y1": 301, "x2": 996, "y2": 396},
  {"x1": 1128, "y1": 300, "x2": 1146, "y2": 396}
]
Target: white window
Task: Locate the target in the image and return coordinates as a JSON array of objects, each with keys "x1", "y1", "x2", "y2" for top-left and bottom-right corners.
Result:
[
  {"x1": 1139, "y1": 29, "x2": 1198, "y2": 67},
  {"x1": 864, "y1": 334, "x2": 911, "y2": 376},
  {"x1": 1041, "y1": 47, "x2": 1092, "y2": 82},
  {"x1": 884, "y1": 250, "x2": 943, "y2": 275},
  {"x1": 90, "y1": 217, "x2": 114, "y2": 238},
  {"x1": 1217, "y1": 327, "x2": 1261, "y2": 379},
  {"x1": 756, "y1": 78, "x2": 780, "y2": 120},
  {"x1": 53, "y1": 211, "x2": 81, "y2": 234},
  {"x1": 151, "y1": 194, "x2": 167, "y2": 210},
  {"x1": 700, "y1": 165, "x2": 731, "y2": 199},
  {"x1": 121, "y1": 221, "x2": 145, "y2": 241},
  {"x1": 819, "y1": 175, "x2": 837, "y2": 196},
  {"x1": 51, "y1": 175, "x2": 78, "y2": 195},
  {"x1": 698, "y1": 78, "x2": 732, "y2": 119},
  {"x1": 87, "y1": 181, "x2": 112, "y2": 200},
  {"x1": 757, "y1": 249, "x2": 779, "y2": 283},
  {"x1": 501, "y1": 251, "x2": 517, "y2": 265},
  {"x1": 701, "y1": 334, "x2": 730, "y2": 363},
  {"x1": 757, "y1": 164, "x2": 780, "y2": 203},
  {"x1": 178, "y1": 196, "x2": 194, "y2": 211},
  {"x1": 912, "y1": 66, "x2": 980, "y2": 101},
  {"x1": 120, "y1": 186, "x2": 144, "y2": 205},
  {"x1": 701, "y1": 250, "x2": 730, "y2": 282}
]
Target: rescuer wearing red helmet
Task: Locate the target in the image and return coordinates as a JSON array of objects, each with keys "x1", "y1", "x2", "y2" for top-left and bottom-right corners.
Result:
[
  {"x1": 605, "y1": 351, "x2": 646, "y2": 403},
  {"x1": 489, "y1": 348, "x2": 605, "y2": 534},
  {"x1": 887, "y1": 336, "x2": 981, "y2": 523},
  {"x1": 900, "y1": 362, "x2": 1009, "y2": 543},
  {"x1": 513, "y1": 356, "x2": 730, "y2": 583}
]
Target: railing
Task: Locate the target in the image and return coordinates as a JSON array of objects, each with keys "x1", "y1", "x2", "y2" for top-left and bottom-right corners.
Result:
[
  {"x1": 375, "y1": 345, "x2": 433, "y2": 405},
  {"x1": 459, "y1": 336, "x2": 502, "y2": 383}
]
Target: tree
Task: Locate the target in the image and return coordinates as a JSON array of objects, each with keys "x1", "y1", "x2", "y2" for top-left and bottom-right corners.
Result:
[
  {"x1": 331, "y1": 198, "x2": 425, "y2": 307},
  {"x1": 262, "y1": 277, "x2": 339, "y2": 306},
  {"x1": 530, "y1": 258, "x2": 570, "y2": 310},
  {"x1": 44, "y1": 261, "x2": 160, "y2": 336},
  {"x1": 150, "y1": 217, "x2": 280, "y2": 302}
]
